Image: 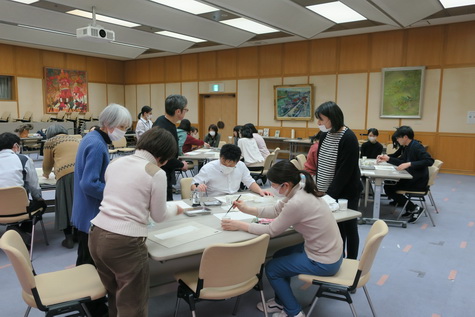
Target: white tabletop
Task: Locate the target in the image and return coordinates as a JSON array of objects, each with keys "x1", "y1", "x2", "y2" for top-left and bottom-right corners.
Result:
[{"x1": 147, "y1": 197, "x2": 361, "y2": 262}]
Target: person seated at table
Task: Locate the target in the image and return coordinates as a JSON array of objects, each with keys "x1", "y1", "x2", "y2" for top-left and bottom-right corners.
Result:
[
  {"x1": 191, "y1": 144, "x2": 271, "y2": 197},
  {"x1": 0, "y1": 132, "x2": 46, "y2": 247},
  {"x1": 303, "y1": 132, "x2": 321, "y2": 176},
  {"x1": 89, "y1": 127, "x2": 183, "y2": 317},
  {"x1": 238, "y1": 126, "x2": 265, "y2": 170},
  {"x1": 244, "y1": 123, "x2": 270, "y2": 159},
  {"x1": 177, "y1": 119, "x2": 209, "y2": 155},
  {"x1": 204, "y1": 124, "x2": 220, "y2": 148},
  {"x1": 377, "y1": 126, "x2": 434, "y2": 223},
  {"x1": 221, "y1": 160, "x2": 343, "y2": 317},
  {"x1": 135, "y1": 105, "x2": 153, "y2": 140},
  {"x1": 360, "y1": 128, "x2": 383, "y2": 159},
  {"x1": 42, "y1": 124, "x2": 80, "y2": 249},
  {"x1": 232, "y1": 125, "x2": 242, "y2": 146}
]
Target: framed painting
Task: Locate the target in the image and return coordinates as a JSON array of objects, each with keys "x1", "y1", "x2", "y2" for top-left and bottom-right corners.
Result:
[
  {"x1": 44, "y1": 67, "x2": 88, "y2": 113},
  {"x1": 381, "y1": 66, "x2": 425, "y2": 118},
  {"x1": 274, "y1": 84, "x2": 313, "y2": 121}
]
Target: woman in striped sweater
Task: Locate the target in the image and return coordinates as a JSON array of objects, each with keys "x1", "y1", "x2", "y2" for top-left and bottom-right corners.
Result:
[{"x1": 315, "y1": 101, "x2": 362, "y2": 260}]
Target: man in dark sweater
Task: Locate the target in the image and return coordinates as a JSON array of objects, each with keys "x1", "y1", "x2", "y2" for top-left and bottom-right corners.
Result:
[
  {"x1": 377, "y1": 126, "x2": 434, "y2": 223},
  {"x1": 153, "y1": 94, "x2": 189, "y2": 200}
]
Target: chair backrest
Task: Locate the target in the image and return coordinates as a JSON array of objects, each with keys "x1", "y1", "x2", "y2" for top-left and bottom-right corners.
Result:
[
  {"x1": 83, "y1": 112, "x2": 93, "y2": 121},
  {"x1": 0, "y1": 187, "x2": 30, "y2": 217},
  {"x1": 218, "y1": 140, "x2": 226, "y2": 148},
  {"x1": 427, "y1": 166, "x2": 439, "y2": 187},
  {"x1": 112, "y1": 137, "x2": 127, "y2": 148},
  {"x1": 71, "y1": 134, "x2": 83, "y2": 140},
  {"x1": 199, "y1": 234, "x2": 270, "y2": 289},
  {"x1": 23, "y1": 111, "x2": 33, "y2": 121},
  {"x1": 272, "y1": 147, "x2": 281, "y2": 158},
  {"x1": 356, "y1": 220, "x2": 388, "y2": 286},
  {"x1": 1, "y1": 111, "x2": 10, "y2": 121},
  {"x1": 296, "y1": 154, "x2": 307, "y2": 170},
  {"x1": 69, "y1": 112, "x2": 79, "y2": 120},
  {"x1": 433, "y1": 159, "x2": 444, "y2": 169},
  {"x1": 290, "y1": 159, "x2": 301, "y2": 170},
  {"x1": 40, "y1": 114, "x2": 51, "y2": 122},
  {"x1": 56, "y1": 111, "x2": 66, "y2": 120},
  {"x1": 180, "y1": 177, "x2": 193, "y2": 200},
  {"x1": 385, "y1": 143, "x2": 396, "y2": 155},
  {"x1": 262, "y1": 153, "x2": 276, "y2": 171},
  {"x1": 0, "y1": 230, "x2": 36, "y2": 297}
]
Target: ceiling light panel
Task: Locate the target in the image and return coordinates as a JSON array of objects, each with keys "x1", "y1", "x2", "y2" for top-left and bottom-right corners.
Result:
[
  {"x1": 67, "y1": 9, "x2": 140, "y2": 28},
  {"x1": 150, "y1": 0, "x2": 218, "y2": 14},
  {"x1": 307, "y1": 1, "x2": 367, "y2": 24},
  {"x1": 10, "y1": 0, "x2": 38, "y2": 4},
  {"x1": 156, "y1": 31, "x2": 206, "y2": 42},
  {"x1": 440, "y1": 0, "x2": 475, "y2": 8},
  {"x1": 220, "y1": 18, "x2": 278, "y2": 34}
]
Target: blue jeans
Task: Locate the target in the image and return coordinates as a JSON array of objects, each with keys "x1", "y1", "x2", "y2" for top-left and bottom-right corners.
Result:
[{"x1": 266, "y1": 243, "x2": 343, "y2": 316}]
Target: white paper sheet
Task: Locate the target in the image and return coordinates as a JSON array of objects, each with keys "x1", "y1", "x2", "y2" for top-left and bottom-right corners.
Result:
[
  {"x1": 167, "y1": 201, "x2": 192, "y2": 209},
  {"x1": 214, "y1": 212, "x2": 256, "y2": 221},
  {"x1": 149, "y1": 221, "x2": 221, "y2": 248},
  {"x1": 374, "y1": 165, "x2": 396, "y2": 171},
  {"x1": 215, "y1": 193, "x2": 257, "y2": 203}
]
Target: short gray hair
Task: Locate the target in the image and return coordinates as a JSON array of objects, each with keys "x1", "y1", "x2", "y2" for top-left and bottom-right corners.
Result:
[
  {"x1": 99, "y1": 103, "x2": 132, "y2": 129},
  {"x1": 46, "y1": 124, "x2": 68, "y2": 139}
]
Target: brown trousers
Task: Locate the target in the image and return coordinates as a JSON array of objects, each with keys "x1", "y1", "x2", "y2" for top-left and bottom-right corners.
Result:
[{"x1": 89, "y1": 225, "x2": 149, "y2": 317}]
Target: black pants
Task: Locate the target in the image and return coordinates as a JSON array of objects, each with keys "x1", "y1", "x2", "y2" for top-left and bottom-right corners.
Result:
[
  {"x1": 338, "y1": 195, "x2": 360, "y2": 260},
  {"x1": 384, "y1": 179, "x2": 426, "y2": 211}
]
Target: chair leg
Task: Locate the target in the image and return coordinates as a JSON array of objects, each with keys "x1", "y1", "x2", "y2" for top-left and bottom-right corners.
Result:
[
  {"x1": 39, "y1": 219, "x2": 49, "y2": 245},
  {"x1": 428, "y1": 191, "x2": 439, "y2": 213},
  {"x1": 349, "y1": 302, "x2": 358, "y2": 317},
  {"x1": 24, "y1": 306, "x2": 31, "y2": 317},
  {"x1": 29, "y1": 222, "x2": 36, "y2": 260},
  {"x1": 396, "y1": 200, "x2": 409, "y2": 220},
  {"x1": 422, "y1": 200, "x2": 436, "y2": 227},
  {"x1": 306, "y1": 295, "x2": 320, "y2": 316},
  {"x1": 259, "y1": 290, "x2": 268, "y2": 317},
  {"x1": 174, "y1": 297, "x2": 180, "y2": 317},
  {"x1": 363, "y1": 285, "x2": 377, "y2": 317},
  {"x1": 232, "y1": 295, "x2": 241, "y2": 315}
]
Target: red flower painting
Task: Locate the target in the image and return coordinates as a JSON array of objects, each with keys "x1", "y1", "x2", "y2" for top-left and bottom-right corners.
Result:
[{"x1": 45, "y1": 68, "x2": 88, "y2": 113}]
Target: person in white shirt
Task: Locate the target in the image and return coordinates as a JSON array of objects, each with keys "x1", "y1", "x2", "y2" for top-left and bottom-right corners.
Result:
[
  {"x1": 238, "y1": 126, "x2": 265, "y2": 170},
  {"x1": 191, "y1": 144, "x2": 271, "y2": 197},
  {"x1": 135, "y1": 105, "x2": 153, "y2": 140},
  {"x1": 89, "y1": 127, "x2": 183, "y2": 317},
  {"x1": 244, "y1": 123, "x2": 270, "y2": 159}
]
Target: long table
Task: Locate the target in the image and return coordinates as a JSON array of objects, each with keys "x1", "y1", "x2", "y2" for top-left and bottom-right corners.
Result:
[
  {"x1": 146, "y1": 196, "x2": 361, "y2": 295},
  {"x1": 360, "y1": 160, "x2": 412, "y2": 227}
]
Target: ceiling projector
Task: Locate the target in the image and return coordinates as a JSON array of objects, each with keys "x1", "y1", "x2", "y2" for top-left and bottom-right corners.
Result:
[{"x1": 76, "y1": 25, "x2": 115, "y2": 42}]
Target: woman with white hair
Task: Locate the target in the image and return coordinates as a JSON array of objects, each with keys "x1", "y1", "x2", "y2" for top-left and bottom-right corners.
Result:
[
  {"x1": 72, "y1": 104, "x2": 132, "y2": 267},
  {"x1": 42, "y1": 124, "x2": 80, "y2": 248}
]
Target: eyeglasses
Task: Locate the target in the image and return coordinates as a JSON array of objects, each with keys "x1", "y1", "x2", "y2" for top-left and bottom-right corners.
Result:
[{"x1": 182, "y1": 108, "x2": 189, "y2": 112}]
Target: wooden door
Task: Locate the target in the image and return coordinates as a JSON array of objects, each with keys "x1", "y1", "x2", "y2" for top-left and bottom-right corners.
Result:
[{"x1": 200, "y1": 94, "x2": 236, "y2": 143}]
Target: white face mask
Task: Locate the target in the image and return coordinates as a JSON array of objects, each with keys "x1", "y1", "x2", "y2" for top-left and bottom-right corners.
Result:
[
  {"x1": 108, "y1": 128, "x2": 126, "y2": 142},
  {"x1": 318, "y1": 124, "x2": 329, "y2": 133},
  {"x1": 209, "y1": 131, "x2": 216, "y2": 137},
  {"x1": 269, "y1": 184, "x2": 286, "y2": 197},
  {"x1": 220, "y1": 164, "x2": 234, "y2": 175},
  {"x1": 13, "y1": 143, "x2": 21, "y2": 154},
  {"x1": 368, "y1": 136, "x2": 377, "y2": 143},
  {"x1": 147, "y1": 114, "x2": 152, "y2": 121}
]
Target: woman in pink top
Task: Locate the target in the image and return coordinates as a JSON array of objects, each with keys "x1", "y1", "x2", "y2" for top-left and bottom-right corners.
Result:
[
  {"x1": 222, "y1": 160, "x2": 343, "y2": 317},
  {"x1": 303, "y1": 132, "x2": 321, "y2": 176}
]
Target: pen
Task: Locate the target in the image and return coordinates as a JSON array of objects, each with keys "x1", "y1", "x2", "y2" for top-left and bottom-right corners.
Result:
[{"x1": 224, "y1": 194, "x2": 241, "y2": 217}]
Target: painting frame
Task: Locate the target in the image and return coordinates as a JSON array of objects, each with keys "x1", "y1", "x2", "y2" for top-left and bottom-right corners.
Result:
[
  {"x1": 274, "y1": 84, "x2": 313, "y2": 121},
  {"x1": 44, "y1": 67, "x2": 88, "y2": 114},
  {"x1": 380, "y1": 66, "x2": 425, "y2": 118}
]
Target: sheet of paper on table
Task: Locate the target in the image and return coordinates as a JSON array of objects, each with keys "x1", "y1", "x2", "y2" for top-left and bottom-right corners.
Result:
[
  {"x1": 374, "y1": 165, "x2": 396, "y2": 171},
  {"x1": 167, "y1": 201, "x2": 192, "y2": 209},
  {"x1": 215, "y1": 193, "x2": 257, "y2": 203},
  {"x1": 149, "y1": 221, "x2": 221, "y2": 248},
  {"x1": 214, "y1": 212, "x2": 256, "y2": 221},
  {"x1": 194, "y1": 149, "x2": 211, "y2": 152}
]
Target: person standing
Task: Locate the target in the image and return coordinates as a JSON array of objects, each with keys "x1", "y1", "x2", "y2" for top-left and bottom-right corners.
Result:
[
  {"x1": 377, "y1": 126, "x2": 434, "y2": 223},
  {"x1": 222, "y1": 160, "x2": 343, "y2": 317},
  {"x1": 72, "y1": 103, "x2": 132, "y2": 266},
  {"x1": 135, "y1": 105, "x2": 153, "y2": 140},
  {"x1": 42, "y1": 124, "x2": 80, "y2": 248},
  {"x1": 89, "y1": 128, "x2": 183, "y2": 317},
  {"x1": 303, "y1": 132, "x2": 321, "y2": 176},
  {"x1": 153, "y1": 94, "x2": 188, "y2": 201},
  {"x1": 315, "y1": 101, "x2": 362, "y2": 260}
]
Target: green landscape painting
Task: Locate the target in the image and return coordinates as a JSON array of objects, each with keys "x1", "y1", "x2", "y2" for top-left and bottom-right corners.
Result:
[{"x1": 381, "y1": 67, "x2": 424, "y2": 118}]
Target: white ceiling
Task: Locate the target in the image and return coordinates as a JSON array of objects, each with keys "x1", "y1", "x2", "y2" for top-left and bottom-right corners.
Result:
[{"x1": 0, "y1": 0, "x2": 474, "y2": 60}]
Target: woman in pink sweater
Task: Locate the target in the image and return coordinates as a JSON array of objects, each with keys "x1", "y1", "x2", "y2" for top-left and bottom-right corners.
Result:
[{"x1": 222, "y1": 160, "x2": 343, "y2": 317}]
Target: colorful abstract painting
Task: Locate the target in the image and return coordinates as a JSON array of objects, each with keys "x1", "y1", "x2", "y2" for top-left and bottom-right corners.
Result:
[
  {"x1": 44, "y1": 67, "x2": 88, "y2": 113},
  {"x1": 274, "y1": 84, "x2": 313, "y2": 121}
]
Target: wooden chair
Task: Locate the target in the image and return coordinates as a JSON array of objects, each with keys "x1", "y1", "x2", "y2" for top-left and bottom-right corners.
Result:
[
  {"x1": 111, "y1": 137, "x2": 135, "y2": 156},
  {"x1": 395, "y1": 166, "x2": 439, "y2": 224},
  {"x1": 0, "y1": 186, "x2": 48, "y2": 260},
  {"x1": 291, "y1": 158, "x2": 301, "y2": 170},
  {"x1": 0, "y1": 111, "x2": 10, "y2": 122},
  {"x1": 14, "y1": 111, "x2": 33, "y2": 122},
  {"x1": 0, "y1": 230, "x2": 107, "y2": 317},
  {"x1": 298, "y1": 220, "x2": 389, "y2": 317},
  {"x1": 50, "y1": 111, "x2": 66, "y2": 122},
  {"x1": 296, "y1": 154, "x2": 307, "y2": 170},
  {"x1": 250, "y1": 152, "x2": 276, "y2": 185},
  {"x1": 174, "y1": 234, "x2": 270, "y2": 317},
  {"x1": 218, "y1": 140, "x2": 226, "y2": 148},
  {"x1": 180, "y1": 177, "x2": 193, "y2": 200},
  {"x1": 40, "y1": 114, "x2": 51, "y2": 122}
]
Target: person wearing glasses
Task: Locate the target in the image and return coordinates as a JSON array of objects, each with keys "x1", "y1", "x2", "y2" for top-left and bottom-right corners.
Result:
[{"x1": 153, "y1": 94, "x2": 189, "y2": 200}]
